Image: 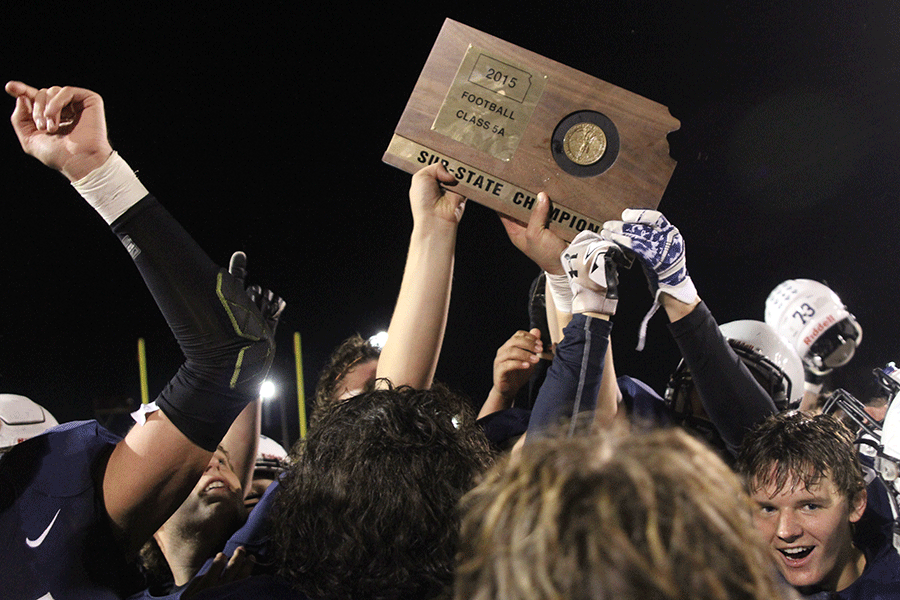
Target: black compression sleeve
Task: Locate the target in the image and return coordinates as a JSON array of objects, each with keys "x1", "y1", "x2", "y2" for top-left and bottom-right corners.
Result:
[
  {"x1": 668, "y1": 301, "x2": 776, "y2": 457},
  {"x1": 110, "y1": 195, "x2": 274, "y2": 451}
]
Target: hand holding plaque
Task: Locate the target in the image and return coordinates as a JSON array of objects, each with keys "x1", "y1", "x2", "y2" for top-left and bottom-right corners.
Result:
[{"x1": 384, "y1": 19, "x2": 679, "y2": 242}]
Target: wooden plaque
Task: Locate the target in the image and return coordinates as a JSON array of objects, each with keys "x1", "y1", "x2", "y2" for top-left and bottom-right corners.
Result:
[{"x1": 383, "y1": 19, "x2": 680, "y2": 241}]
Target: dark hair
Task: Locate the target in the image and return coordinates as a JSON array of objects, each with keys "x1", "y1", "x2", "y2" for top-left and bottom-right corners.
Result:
[
  {"x1": 735, "y1": 410, "x2": 865, "y2": 503},
  {"x1": 273, "y1": 384, "x2": 494, "y2": 599},
  {"x1": 312, "y1": 334, "x2": 381, "y2": 426},
  {"x1": 455, "y1": 427, "x2": 794, "y2": 600},
  {"x1": 137, "y1": 536, "x2": 174, "y2": 592}
]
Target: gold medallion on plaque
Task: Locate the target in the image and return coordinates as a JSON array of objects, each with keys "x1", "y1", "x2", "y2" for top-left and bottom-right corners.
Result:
[
  {"x1": 563, "y1": 122, "x2": 607, "y2": 166},
  {"x1": 551, "y1": 110, "x2": 620, "y2": 177}
]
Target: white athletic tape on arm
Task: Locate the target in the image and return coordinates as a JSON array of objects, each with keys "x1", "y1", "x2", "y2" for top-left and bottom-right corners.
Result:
[{"x1": 71, "y1": 152, "x2": 149, "y2": 224}]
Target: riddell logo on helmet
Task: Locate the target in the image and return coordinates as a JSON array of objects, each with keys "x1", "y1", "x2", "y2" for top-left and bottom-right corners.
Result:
[{"x1": 803, "y1": 314, "x2": 836, "y2": 346}]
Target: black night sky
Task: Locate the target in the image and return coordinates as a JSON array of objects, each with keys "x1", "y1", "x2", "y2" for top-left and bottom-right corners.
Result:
[{"x1": 2, "y1": 1, "x2": 900, "y2": 447}]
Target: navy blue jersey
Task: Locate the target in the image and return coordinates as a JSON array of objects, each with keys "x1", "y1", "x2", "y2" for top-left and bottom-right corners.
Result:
[
  {"x1": 526, "y1": 314, "x2": 612, "y2": 439},
  {"x1": 476, "y1": 407, "x2": 529, "y2": 449},
  {"x1": 831, "y1": 478, "x2": 900, "y2": 599},
  {"x1": 128, "y1": 574, "x2": 300, "y2": 600},
  {"x1": 190, "y1": 574, "x2": 302, "y2": 599},
  {"x1": 618, "y1": 374, "x2": 671, "y2": 427},
  {"x1": 0, "y1": 420, "x2": 144, "y2": 599},
  {"x1": 220, "y1": 478, "x2": 280, "y2": 569},
  {"x1": 128, "y1": 480, "x2": 283, "y2": 599}
]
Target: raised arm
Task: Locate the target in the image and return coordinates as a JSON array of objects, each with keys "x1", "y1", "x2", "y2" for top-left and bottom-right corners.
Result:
[
  {"x1": 375, "y1": 163, "x2": 465, "y2": 389},
  {"x1": 525, "y1": 231, "x2": 622, "y2": 440},
  {"x1": 219, "y1": 252, "x2": 286, "y2": 497},
  {"x1": 670, "y1": 302, "x2": 777, "y2": 455},
  {"x1": 6, "y1": 81, "x2": 276, "y2": 554},
  {"x1": 594, "y1": 341, "x2": 621, "y2": 428},
  {"x1": 602, "y1": 209, "x2": 776, "y2": 455},
  {"x1": 6, "y1": 81, "x2": 113, "y2": 180},
  {"x1": 500, "y1": 195, "x2": 626, "y2": 435},
  {"x1": 500, "y1": 192, "x2": 571, "y2": 343}
]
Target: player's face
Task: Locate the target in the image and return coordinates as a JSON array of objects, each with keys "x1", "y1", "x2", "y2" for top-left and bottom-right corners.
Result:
[
  {"x1": 196, "y1": 447, "x2": 243, "y2": 503},
  {"x1": 174, "y1": 446, "x2": 245, "y2": 528},
  {"x1": 336, "y1": 358, "x2": 378, "y2": 401},
  {"x1": 750, "y1": 469, "x2": 866, "y2": 591},
  {"x1": 158, "y1": 446, "x2": 245, "y2": 545}
]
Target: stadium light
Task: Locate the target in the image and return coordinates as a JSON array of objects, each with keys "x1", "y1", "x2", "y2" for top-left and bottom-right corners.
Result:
[
  {"x1": 368, "y1": 331, "x2": 388, "y2": 350},
  {"x1": 260, "y1": 379, "x2": 277, "y2": 401}
]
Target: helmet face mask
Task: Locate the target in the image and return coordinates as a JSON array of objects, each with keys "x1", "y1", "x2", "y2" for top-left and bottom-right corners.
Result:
[
  {"x1": 807, "y1": 315, "x2": 863, "y2": 372},
  {"x1": 664, "y1": 361, "x2": 695, "y2": 421},
  {"x1": 254, "y1": 434, "x2": 289, "y2": 475},
  {"x1": 719, "y1": 320, "x2": 805, "y2": 409},
  {"x1": 663, "y1": 365, "x2": 721, "y2": 450},
  {"x1": 875, "y1": 363, "x2": 900, "y2": 399},
  {"x1": 665, "y1": 342, "x2": 796, "y2": 418},
  {"x1": 665, "y1": 320, "x2": 804, "y2": 424},
  {"x1": 729, "y1": 343, "x2": 793, "y2": 410},
  {"x1": 822, "y1": 371, "x2": 900, "y2": 552}
]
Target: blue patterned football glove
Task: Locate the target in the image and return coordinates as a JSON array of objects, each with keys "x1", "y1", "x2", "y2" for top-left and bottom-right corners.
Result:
[
  {"x1": 601, "y1": 209, "x2": 697, "y2": 305},
  {"x1": 601, "y1": 209, "x2": 698, "y2": 350}
]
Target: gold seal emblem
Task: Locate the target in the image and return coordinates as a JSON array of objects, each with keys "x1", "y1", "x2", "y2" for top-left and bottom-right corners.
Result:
[{"x1": 563, "y1": 122, "x2": 607, "y2": 165}]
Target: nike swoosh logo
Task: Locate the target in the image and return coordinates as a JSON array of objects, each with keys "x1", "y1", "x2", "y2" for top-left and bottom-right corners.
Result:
[{"x1": 26, "y1": 508, "x2": 61, "y2": 548}]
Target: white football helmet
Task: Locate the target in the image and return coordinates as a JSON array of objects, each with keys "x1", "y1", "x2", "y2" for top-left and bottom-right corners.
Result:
[
  {"x1": 665, "y1": 320, "x2": 805, "y2": 417},
  {"x1": 765, "y1": 279, "x2": 862, "y2": 375},
  {"x1": 0, "y1": 394, "x2": 59, "y2": 453},
  {"x1": 254, "y1": 434, "x2": 289, "y2": 476},
  {"x1": 719, "y1": 320, "x2": 806, "y2": 409},
  {"x1": 872, "y1": 363, "x2": 900, "y2": 461}
]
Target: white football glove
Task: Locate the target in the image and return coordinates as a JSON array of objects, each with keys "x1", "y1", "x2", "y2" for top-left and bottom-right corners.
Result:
[{"x1": 560, "y1": 231, "x2": 624, "y2": 316}]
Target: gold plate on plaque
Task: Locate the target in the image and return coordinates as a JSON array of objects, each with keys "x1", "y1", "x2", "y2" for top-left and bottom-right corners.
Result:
[{"x1": 432, "y1": 45, "x2": 548, "y2": 162}]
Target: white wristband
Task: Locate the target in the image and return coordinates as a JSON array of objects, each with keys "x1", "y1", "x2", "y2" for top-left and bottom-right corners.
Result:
[
  {"x1": 545, "y1": 272, "x2": 573, "y2": 313},
  {"x1": 71, "y1": 152, "x2": 149, "y2": 224}
]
